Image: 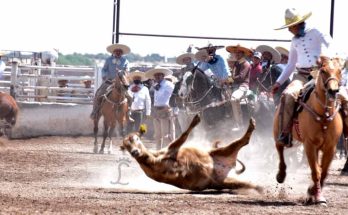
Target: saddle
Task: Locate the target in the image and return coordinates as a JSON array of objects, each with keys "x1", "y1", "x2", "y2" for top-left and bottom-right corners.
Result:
[{"x1": 295, "y1": 80, "x2": 315, "y2": 114}]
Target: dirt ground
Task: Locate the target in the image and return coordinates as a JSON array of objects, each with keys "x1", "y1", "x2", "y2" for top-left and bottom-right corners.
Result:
[{"x1": 0, "y1": 135, "x2": 347, "y2": 215}]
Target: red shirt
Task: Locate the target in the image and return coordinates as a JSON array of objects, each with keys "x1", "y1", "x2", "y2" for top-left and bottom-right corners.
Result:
[{"x1": 249, "y1": 63, "x2": 262, "y2": 92}]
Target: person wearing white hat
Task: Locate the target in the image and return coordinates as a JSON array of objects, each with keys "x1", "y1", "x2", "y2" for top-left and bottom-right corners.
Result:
[
  {"x1": 90, "y1": 43, "x2": 131, "y2": 120},
  {"x1": 249, "y1": 51, "x2": 263, "y2": 94},
  {"x1": 126, "y1": 71, "x2": 151, "y2": 133},
  {"x1": 256, "y1": 45, "x2": 290, "y2": 106},
  {"x1": 195, "y1": 43, "x2": 231, "y2": 83},
  {"x1": 145, "y1": 67, "x2": 175, "y2": 149},
  {"x1": 271, "y1": 8, "x2": 344, "y2": 147},
  {"x1": 176, "y1": 46, "x2": 197, "y2": 78}
]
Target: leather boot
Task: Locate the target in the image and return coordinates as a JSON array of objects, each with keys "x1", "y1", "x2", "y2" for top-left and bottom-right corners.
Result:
[{"x1": 277, "y1": 95, "x2": 295, "y2": 147}]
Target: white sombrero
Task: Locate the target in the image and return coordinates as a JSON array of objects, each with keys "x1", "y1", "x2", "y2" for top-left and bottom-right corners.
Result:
[
  {"x1": 165, "y1": 74, "x2": 178, "y2": 83},
  {"x1": 127, "y1": 70, "x2": 148, "y2": 82},
  {"x1": 194, "y1": 50, "x2": 209, "y2": 62},
  {"x1": 106, "y1": 43, "x2": 131, "y2": 54},
  {"x1": 176, "y1": 53, "x2": 195, "y2": 65},
  {"x1": 256, "y1": 45, "x2": 281, "y2": 64},
  {"x1": 145, "y1": 67, "x2": 173, "y2": 79},
  {"x1": 275, "y1": 8, "x2": 312, "y2": 30},
  {"x1": 275, "y1": 46, "x2": 289, "y2": 57}
]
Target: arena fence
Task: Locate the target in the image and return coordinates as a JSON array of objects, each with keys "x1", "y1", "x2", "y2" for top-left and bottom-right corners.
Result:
[{"x1": 0, "y1": 62, "x2": 100, "y2": 104}]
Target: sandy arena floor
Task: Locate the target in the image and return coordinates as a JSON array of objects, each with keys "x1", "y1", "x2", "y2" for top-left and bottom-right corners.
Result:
[{"x1": 0, "y1": 135, "x2": 347, "y2": 214}]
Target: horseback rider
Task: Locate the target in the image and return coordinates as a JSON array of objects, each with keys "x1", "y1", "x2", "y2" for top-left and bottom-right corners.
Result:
[
  {"x1": 226, "y1": 44, "x2": 253, "y2": 130},
  {"x1": 176, "y1": 45, "x2": 197, "y2": 78},
  {"x1": 196, "y1": 43, "x2": 231, "y2": 85},
  {"x1": 90, "y1": 43, "x2": 133, "y2": 121},
  {"x1": 256, "y1": 45, "x2": 289, "y2": 106},
  {"x1": 271, "y1": 8, "x2": 348, "y2": 147}
]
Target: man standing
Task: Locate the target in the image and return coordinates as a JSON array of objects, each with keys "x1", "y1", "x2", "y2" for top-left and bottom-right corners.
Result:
[
  {"x1": 90, "y1": 43, "x2": 131, "y2": 120},
  {"x1": 126, "y1": 71, "x2": 151, "y2": 133},
  {"x1": 145, "y1": 67, "x2": 175, "y2": 150}
]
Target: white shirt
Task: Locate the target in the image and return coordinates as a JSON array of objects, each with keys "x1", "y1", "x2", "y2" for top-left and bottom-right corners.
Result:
[
  {"x1": 128, "y1": 84, "x2": 151, "y2": 116},
  {"x1": 153, "y1": 79, "x2": 174, "y2": 107},
  {"x1": 277, "y1": 28, "x2": 333, "y2": 85}
]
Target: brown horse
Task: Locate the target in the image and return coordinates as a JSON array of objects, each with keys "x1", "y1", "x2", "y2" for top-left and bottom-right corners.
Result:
[
  {"x1": 274, "y1": 56, "x2": 343, "y2": 206},
  {"x1": 93, "y1": 73, "x2": 129, "y2": 154},
  {"x1": 0, "y1": 91, "x2": 18, "y2": 137}
]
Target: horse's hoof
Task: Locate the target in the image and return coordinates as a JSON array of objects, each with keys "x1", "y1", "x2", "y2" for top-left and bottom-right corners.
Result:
[
  {"x1": 276, "y1": 171, "x2": 286, "y2": 183},
  {"x1": 99, "y1": 150, "x2": 104, "y2": 154},
  {"x1": 93, "y1": 148, "x2": 98, "y2": 154}
]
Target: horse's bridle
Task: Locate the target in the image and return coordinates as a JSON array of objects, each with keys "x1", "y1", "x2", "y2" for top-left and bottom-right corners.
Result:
[{"x1": 299, "y1": 66, "x2": 341, "y2": 129}]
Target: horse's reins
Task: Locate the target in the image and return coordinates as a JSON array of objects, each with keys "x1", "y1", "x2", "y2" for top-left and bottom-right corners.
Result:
[
  {"x1": 103, "y1": 73, "x2": 128, "y2": 109},
  {"x1": 299, "y1": 70, "x2": 341, "y2": 130}
]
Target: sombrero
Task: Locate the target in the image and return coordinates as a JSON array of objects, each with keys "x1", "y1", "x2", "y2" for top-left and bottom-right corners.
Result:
[
  {"x1": 165, "y1": 74, "x2": 178, "y2": 83},
  {"x1": 176, "y1": 53, "x2": 195, "y2": 65},
  {"x1": 275, "y1": 8, "x2": 312, "y2": 30},
  {"x1": 255, "y1": 45, "x2": 281, "y2": 64},
  {"x1": 145, "y1": 67, "x2": 173, "y2": 80},
  {"x1": 106, "y1": 43, "x2": 131, "y2": 54},
  {"x1": 127, "y1": 70, "x2": 148, "y2": 82},
  {"x1": 194, "y1": 50, "x2": 209, "y2": 62},
  {"x1": 196, "y1": 44, "x2": 224, "y2": 51},
  {"x1": 226, "y1": 45, "x2": 253, "y2": 57},
  {"x1": 275, "y1": 46, "x2": 289, "y2": 57}
]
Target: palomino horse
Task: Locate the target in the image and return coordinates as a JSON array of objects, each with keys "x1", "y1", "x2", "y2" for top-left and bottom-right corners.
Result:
[
  {"x1": 274, "y1": 56, "x2": 343, "y2": 205},
  {"x1": 93, "y1": 72, "x2": 129, "y2": 154},
  {"x1": 0, "y1": 91, "x2": 18, "y2": 137}
]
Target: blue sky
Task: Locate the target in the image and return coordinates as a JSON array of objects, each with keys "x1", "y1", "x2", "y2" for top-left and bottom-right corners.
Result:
[{"x1": 0, "y1": 0, "x2": 346, "y2": 58}]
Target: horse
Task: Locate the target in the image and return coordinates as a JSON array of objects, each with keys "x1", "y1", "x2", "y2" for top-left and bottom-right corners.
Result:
[
  {"x1": 257, "y1": 64, "x2": 290, "y2": 106},
  {"x1": 178, "y1": 67, "x2": 229, "y2": 128},
  {"x1": 93, "y1": 73, "x2": 129, "y2": 154},
  {"x1": 0, "y1": 91, "x2": 18, "y2": 137},
  {"x1": 273, "y1": 56, "x2": 343, "y2": 205}
]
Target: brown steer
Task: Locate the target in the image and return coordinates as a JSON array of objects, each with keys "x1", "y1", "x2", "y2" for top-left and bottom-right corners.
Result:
[{"x1": 121, "y1": 114, "x2": 262, "y2": 193}]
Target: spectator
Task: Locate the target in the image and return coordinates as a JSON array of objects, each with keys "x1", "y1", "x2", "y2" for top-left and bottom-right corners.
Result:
[
  {"x1": 126, "y1": 70, "x2": 151, "y2": 133},
  {"x1": 145, "y1": 67, "x2": 175, "y2": 150}
]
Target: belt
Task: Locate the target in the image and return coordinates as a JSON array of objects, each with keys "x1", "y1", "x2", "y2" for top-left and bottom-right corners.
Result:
[
  {"x1": 154, "y1": 106, "x2": 169, "y2": 110},
  {"x1": 297, "y1": 67, "x2": 318, "y2": 75},
  {"x1": 132, "y1": 109, "x2": 144, "y2": 112}
]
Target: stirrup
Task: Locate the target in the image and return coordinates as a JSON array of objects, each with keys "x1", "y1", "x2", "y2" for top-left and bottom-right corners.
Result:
[{"x1": 277, "y1": 133, "x2": 293, "y2": 147}]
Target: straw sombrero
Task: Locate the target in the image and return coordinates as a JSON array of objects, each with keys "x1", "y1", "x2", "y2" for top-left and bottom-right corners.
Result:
[
  {"x1": 106, "y1": 43, "x2": 131, "y2": 54},
  {"x1": 176, "y1": 53, "x2": 195, "y2": 65},
  {"x1": 127, "y1": 70, "x2": 148, "y2": 82},
  {"x1": 275, "y1": 46, "x2": 289, "y2": 57},
  {"x1": 165, "y1": 74, "x2": 178, "y2": 83},
  {"x1": 226, "y1": 45, "x2": 253, "y2": 57},
  {"x1": 275, "y1": 8, "x2": 312, "y2": 30},
  {"x1": 255, "y1": 45, "x2": 281, "y2": 64},
  {"x1": 145, "y1": 67, "x2": 173, "y2": 80},
  {"x1": 194, "y1": 50, "x2": 209, "y2": 62}
]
